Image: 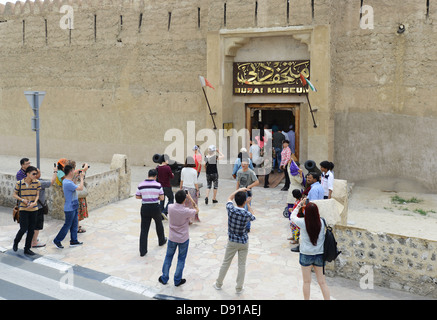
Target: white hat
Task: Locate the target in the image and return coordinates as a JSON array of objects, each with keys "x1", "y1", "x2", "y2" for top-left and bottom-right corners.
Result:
[
  {"x1": 240, "y1": 148, "x2": 247, "y2": 153},
  {"x1": 208, "y1": 145, "x2": 216, "y2": 151}
]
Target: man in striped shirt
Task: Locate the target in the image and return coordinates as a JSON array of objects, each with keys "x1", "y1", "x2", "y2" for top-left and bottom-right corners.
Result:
[
  {"x1": 135, "y1": 169, "x2": 167, "y2": 257},
  {"x1": 12, "y1": 166, "x2": 41, "y2": 256}
]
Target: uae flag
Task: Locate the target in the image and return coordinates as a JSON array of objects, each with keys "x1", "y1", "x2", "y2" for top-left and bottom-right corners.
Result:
[{"x1": 300, "y1": 73, "x2": 317, "y2": 92}]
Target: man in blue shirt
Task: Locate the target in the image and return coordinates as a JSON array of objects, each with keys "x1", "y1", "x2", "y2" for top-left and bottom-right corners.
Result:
[
  {"x1": 307, "y1": 172, "x2": 324, "y2": 201},
  {"x1": 53, "y1": 164, "x2": 86, "y2": 249},
  {"x1": 213, "y1": 188, "x2": 255, "y2": 294},
  {"x1": 16, "y1": 158, "x2": 31, "y2": 180}
]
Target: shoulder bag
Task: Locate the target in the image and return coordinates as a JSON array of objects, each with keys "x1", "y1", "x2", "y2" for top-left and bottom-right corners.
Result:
[{"x1": 12, "y1": 181, "x2": 22, "y2": 223}]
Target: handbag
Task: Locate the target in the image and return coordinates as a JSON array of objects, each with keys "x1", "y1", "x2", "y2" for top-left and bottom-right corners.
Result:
[
  {"x1": 13, "y1": 181, "x2": 22, "y2": 223},
  {"x1": 76, "y1": 186, "x2": 88, "y2": 199},
  {"x1": 38, "y1": 200, "x2": 49, "y2": 215}
]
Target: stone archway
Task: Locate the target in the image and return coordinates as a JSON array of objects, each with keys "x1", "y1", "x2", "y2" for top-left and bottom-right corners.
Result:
[{"x1": 206, "y1": 25, "x2": 333, "y2": 164}]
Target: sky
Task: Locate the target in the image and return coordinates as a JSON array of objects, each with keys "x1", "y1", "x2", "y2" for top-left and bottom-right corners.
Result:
[{"x1": 0, "y1": 0, "x2": 18, "y2": 5}]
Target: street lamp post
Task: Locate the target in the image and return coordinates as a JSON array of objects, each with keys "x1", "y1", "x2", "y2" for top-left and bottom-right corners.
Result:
[{"x1": 24, "y1": 91, "x2": 46, "y2": 169}]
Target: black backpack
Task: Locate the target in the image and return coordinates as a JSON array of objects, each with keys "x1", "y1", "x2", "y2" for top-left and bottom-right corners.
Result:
[{"x1": 321, "y1": 218, "x2": 341, "y2": 274}]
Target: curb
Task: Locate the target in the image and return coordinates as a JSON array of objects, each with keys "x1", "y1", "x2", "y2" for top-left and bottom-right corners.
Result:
[{"x1": 1, "y1": 249, "x2": 186, "y2": 300}]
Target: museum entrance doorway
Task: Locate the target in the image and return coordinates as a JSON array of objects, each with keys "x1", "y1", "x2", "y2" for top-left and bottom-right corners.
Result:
[{"x1": 246, "y1": 103, "x2": 300, "y2": 161}]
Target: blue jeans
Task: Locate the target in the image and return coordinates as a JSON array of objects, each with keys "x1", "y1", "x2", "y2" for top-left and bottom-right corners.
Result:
[
  {"x1": 54, "y1": 210, "x2": 78, "y2": 243},
  {"x1": 273, "y1": 147, "x2": 282, "y2": 170},
  {"x1": 161, "y1": 239, "x2": 189, "y2": 285}
]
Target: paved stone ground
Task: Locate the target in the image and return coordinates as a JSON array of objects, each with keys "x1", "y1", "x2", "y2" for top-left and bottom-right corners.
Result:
[{"x1": 0, "y1": 156, "x2": 432, "y2": 300}]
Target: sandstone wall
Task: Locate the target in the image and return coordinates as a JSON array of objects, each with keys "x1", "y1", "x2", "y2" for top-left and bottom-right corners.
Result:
[
  {"x1": 0, "y1": 0, "x2": 436, "y2": 186},
  {"x1": 330, "y1": 0, "x2": 437, "y2": 191}
]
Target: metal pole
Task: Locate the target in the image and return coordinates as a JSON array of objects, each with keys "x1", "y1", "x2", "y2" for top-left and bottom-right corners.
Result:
[
  {"x1": 305, "y1": 93, "x2": 318, "y2": 129},
  {"x1": 33, "y1": 93, "x2": 41, "y2": 169},
  {"x1": 202, "y1": 87, "x2": 217, "y2": 130}
]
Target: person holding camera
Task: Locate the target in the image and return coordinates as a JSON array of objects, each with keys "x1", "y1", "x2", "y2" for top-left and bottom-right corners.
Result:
[
  {"x1": 204, "y1": 145, "x2": 224, "y2": 205},
  {"x1": 236, "y1": 157, "x2": 259, "y2": 232},
  {"x1": 159, "y1": 190, "x2": 198, "y2": 287},
  {"x1": 53, "y1": 165, "x2": 85, "y2": 249},
  {"x1": 68, "y1": 160, "x2": 90, "y2": 233},
  {"x1": 31, "y1": 167, "x2": 57, "y2": 249},
  {"x1": 213, "y1": 188, "x2": 256, "y2": 294}
]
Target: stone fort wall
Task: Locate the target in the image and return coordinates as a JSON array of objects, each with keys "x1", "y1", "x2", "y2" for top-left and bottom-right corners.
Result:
[
  {"x1": 329, "y1": 225, "x2": 437, "y2": 299},
  {"x1": 0, "y1": 0, "x2": 436, "y2": 191}
]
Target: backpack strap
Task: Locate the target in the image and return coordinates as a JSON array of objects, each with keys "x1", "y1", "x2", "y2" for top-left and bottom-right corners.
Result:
[
  {"x1": 321, "y1": 217, "x2": 327, "y2": 228},
  {"x1": 321, "y1": 217, "x2": 327, "y2": 275}
]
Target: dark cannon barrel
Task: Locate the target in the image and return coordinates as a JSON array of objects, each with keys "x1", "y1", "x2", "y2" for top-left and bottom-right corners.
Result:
[
  {"x1": 304, "y1": 160, "x2": 322, "y2": 175},
  {"x1": 153, "y1": 154, "x2": 184, "y2": 187}
]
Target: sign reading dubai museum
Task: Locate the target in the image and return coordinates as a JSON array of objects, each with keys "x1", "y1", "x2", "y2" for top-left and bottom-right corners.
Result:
[{"x1": 233, "y1": 60, "x2": 310, "y2": 95}]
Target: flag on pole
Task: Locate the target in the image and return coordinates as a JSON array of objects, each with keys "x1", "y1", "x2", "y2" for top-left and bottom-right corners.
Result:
[
  {"x1": 300, "y1": 73, "x2": 317, "y2": 92},
  {"x1": 199, "y1": 76, "x2": 215, "y2": 90},
  {"x1": 299, "y1": 73, "x2": 307, "y2": 87}
]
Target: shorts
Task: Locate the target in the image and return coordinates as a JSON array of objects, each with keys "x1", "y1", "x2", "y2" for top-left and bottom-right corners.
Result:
[
  {"x1": 299, "y1": 253, "x2": 325, "y2": 267},
  {"x1": 206, "y1": 173, "x2": 219, "y2": 189}
]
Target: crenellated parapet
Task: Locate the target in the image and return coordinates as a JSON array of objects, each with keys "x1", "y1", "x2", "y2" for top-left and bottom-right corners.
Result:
[{"x1": 0, "y1": 0, "x2": 151, "y2": 16}]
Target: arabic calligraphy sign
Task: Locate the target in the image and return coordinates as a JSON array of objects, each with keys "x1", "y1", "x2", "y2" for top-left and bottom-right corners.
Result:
[{"x1": 233, "y1": 60, "x2": 310, "y2": 95}]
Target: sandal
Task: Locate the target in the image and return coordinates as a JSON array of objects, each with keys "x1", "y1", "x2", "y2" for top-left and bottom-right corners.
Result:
[
  {"x1": 32, "y1": 242, "x2": 46, "y2": 248},
  {"x1": 78, "y1": 226, "x2": 86, "y2": 233}
]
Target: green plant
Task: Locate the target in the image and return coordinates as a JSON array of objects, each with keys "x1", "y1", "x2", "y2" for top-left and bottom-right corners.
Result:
[{"x1": 391, "y1": 195, "x2": 423, "y2": 204}]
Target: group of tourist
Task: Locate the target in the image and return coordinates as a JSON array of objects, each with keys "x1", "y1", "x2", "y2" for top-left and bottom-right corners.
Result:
[
  {"x1": 10, "y1": 142, "x2": 334, "y2": 299},
  {"x1": 135, "y1": 137, "x2": 334, "y2": 299},
  {"x1": 12, "y1": 157, "x2": 89, "y2": 255}
]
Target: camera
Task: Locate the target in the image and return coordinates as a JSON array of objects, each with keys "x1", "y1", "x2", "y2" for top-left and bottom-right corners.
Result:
[
  {"x1": 79, "y1": 164, "x2": 90, "y2": 174},
  {"x1": 246, "y1": 190, "x2": 252, "y2": 197}
]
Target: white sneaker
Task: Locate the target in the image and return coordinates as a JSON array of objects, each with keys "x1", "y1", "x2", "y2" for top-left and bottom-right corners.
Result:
[{"x1": 213, "y1": 282, "x2": 222, "y2": 290}]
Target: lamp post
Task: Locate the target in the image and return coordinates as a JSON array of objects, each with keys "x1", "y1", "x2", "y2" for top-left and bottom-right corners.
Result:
[{"x1": 24, "y1": 91, "x2": 46, "y2": 169}]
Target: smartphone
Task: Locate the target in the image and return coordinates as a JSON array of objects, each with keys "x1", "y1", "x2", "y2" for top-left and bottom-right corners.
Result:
[
  {"x1": 247, "y1": 190, "x2": 252, "y2": 197},
  {"x1": 185, "y1": 190, "x2": 188, "y2": 195}
]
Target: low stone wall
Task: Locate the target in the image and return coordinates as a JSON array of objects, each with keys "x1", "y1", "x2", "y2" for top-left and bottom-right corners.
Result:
[
  {"x1": 0, "y1": 173, "x2": 18, "y2": 208},
  {"x1": 325, "y1": 225, "x2": 437, "y2": 299},
  {"x1": 0, "y1": 154, "x2": 131, "y2": 220}
]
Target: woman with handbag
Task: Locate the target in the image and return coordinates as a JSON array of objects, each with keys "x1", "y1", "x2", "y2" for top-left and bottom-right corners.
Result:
[
  {"x1": 31, "y1": 167, "x2": 57, "y2": 248},
  {"x1": 12, "y1": 166, "x2": 41, "y2": 256},
  {"x1": 68, "y1": 160, "x2": 89, "y2": 233}
]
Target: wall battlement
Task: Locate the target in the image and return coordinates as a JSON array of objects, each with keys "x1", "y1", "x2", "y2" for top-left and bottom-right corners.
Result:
[{"x1": 0, "y1": 0, "x2": 146, "y2": 16}]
